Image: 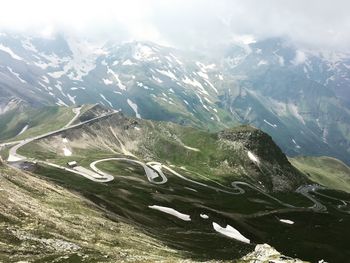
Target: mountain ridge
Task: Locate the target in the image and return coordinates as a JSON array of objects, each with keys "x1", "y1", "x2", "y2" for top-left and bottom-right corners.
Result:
[{"x1": 0, "y1": 33, "x2": 349, "y2": 165}]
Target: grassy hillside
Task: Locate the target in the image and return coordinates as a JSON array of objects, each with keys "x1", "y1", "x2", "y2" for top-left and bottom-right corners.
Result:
[
  {"x1": 290, "y1": 156, "x2": 350, "y2": 193},
  {"x1": 0, "y1": 163, "x2": 199, "y2": 262},
  {"x1": 9, "y1": 111, "x2": 350, "y2": 262},
  {"x1": 19, "y1": 113, "x2": 308, "y2": 192},
  {"x1": 0, "y1": 106, "x2": 75, "y2": 142}
]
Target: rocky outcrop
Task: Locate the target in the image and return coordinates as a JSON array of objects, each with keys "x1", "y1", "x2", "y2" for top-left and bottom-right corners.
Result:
[
  {"x1": 241, "y1": 243, "x2": 309, "y2": 263},
  {"x1": 218, "y1": 125, "x2": 309, "y2": 191}
]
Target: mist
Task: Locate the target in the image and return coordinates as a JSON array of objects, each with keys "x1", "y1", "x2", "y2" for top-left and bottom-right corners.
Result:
[{"x1": 0, "y1": 0, "x2": 349, "y2": 51}]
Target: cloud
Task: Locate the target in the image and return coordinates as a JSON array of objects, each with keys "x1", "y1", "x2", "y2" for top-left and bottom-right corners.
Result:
[
  {"x1": 292, "y1": 50, "x2": 307, "y2": 65},
  {"x1": 0, "y1": 0, "x2": 350, "y2": 51}
]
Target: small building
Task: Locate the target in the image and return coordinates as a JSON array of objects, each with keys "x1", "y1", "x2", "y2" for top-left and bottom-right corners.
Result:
[{"x1": 67, "y1": 161, "x2": 77, "y2": 168}]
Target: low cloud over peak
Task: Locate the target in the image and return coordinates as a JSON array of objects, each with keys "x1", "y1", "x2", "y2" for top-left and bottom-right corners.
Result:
[{"x1": 0, "y1": 0, "x2": 349, "y2": 51}]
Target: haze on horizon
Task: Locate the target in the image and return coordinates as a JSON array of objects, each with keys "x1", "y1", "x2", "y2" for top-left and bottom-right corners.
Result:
[{"x1": 0, "y1": 0, "x2": 349, "y2": 51}]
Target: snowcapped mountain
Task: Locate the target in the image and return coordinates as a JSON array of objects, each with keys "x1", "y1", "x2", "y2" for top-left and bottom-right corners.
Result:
[
  {"x1": 0, "y1": 33, "x2": 237, "y2": 130},
  {"x1": 221, "y1": 38, "x2": 350, "y2": 163},
  {"x1": 0, "y1": 33, "x2": 349, "y2": 164}
]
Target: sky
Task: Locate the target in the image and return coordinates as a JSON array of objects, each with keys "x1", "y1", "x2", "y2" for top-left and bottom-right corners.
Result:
[{"x1": 0, "y1": 0, "x2": 349, "y2": 51}]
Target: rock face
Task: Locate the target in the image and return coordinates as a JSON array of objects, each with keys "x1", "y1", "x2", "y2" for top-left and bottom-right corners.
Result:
[
  {"x1": 218, "y1": 125, "x2": 309, "y2": 191},
  {"x1": 241, "y1": 243, "x2": 309, "y2": 263}
]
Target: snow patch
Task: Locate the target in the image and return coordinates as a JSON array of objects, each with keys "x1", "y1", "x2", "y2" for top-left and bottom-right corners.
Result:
[
  {"x1": 149, "y1": 205, "x2": 191, "y2": 221},
  {"x1": 0, "y1": 44, "x2": 23, "y2": 61},
  {"x1": 56, "y1": 99, "x2": 68, "y2": 107},
  {"x1": 197, "y1": 71, "x2": 209, "y2": 79},
  {"x1": 156, "y1": 69, "x2": 178, "y2": 81},
  {"x1": 169, "y1": 53, "x2": 183, "y2": 65},
  {"x1": 247, "y1": 151, "x2": 259, "y2": 163},
  {"x1": 107, "y1": 68, "x2": 126, "y2": 90},
  {"x1": 183, "y1": 145, "x2": 200, "y2": 152},
  {"x1": 63, "y1": 147, "x2": 72, "y2": 156},
  {"x1": 17, "y1": 125, "x2": 28, "y2": 136},
  {"x1": 204, "y1": 79, "x2": 218, "y2": 94},
  {"x1": 103, "y1": 78, "x2": 113, "y2": 85},
  {"x1": 99, "y1": 94, "x2": 113, "y2": 107},
  {"x1": 258, "y1": 60, "x2": 268, "y2": 66},
  {"x1": 6, "y1": 67, "x2": 26, "y2": 83},
  {"x1": 70, "y1": 87, "x2": 86, "y2": 90},
  {"x1": 200, "y1": 214, "x2": 209, "y2": 219},
  {"x1": 212, "y1": 222, "x2": 250, "y2": 244},
  {"x1": 279, "y1": 219, "x2": 294, "y2": 225},
  {"x1": 21, "y1": 39, "x2": 38, "y2": 52},
  {"x1": 152, "y1": 75, "x2": 163, "y2": 83},
  {"x1": 263, "y1": 119, "x2": 277, "y2": 128},
  {"x1": 122, "y1": 59, "x2": 135, "y2": 66},
  {"x1": 67, "y1": 93, "x2": 76, "y2": 104},
  {"x1": 127, "y1": 99, "x2": 141, "y2": 118},
  {"x1": 292, "y1": 139, "x2": 301, "y2": 149},
  {"x1": 133, "y1": 44, "x2": 155, "y2": 60},
  {"x1": 182, "y1": 76, "x2": 209, "y2": 95}
]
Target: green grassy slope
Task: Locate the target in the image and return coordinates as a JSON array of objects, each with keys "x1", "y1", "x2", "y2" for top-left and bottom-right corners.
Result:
[
  {"x1": 290, "y1": 156, "x2": 350, "y2": 193},
  {"x1": 0, "y1": 163, "x2": 199, "y2": 262},
  {"x1": 0, "y1": 106, "x2": 75, "y2": 142},
  {"x1": 19, "y1": 113, "x2": 308, "y2": 192}
]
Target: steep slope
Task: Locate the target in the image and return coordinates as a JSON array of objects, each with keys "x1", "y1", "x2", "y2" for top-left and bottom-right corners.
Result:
[
  {"x1": 20, "y1": 111, "x2": 308, "y2": 192},
  {"x1": 0, "y1": 33, "x2": 349, "y2": 165},
  {"x1": 0, "y1": 33, "x2": 237, "y2": 131},
  {"x1": 221, "y1": 38, "x2": 350, "y2": 164},
  {"x1": 10, "y1": 110, "x2": 350, "y2": 263},
  {"x1": 290, "y1": 156, "x2": 350, "y2": 193},
  {"x1": 0, "y1": 158, "x2": 311, "y2": 262},
  {"x1": 0, "y1": 103, "x2": 117, "y2": 144},
  {"x1": 0, "y1": 104, "x2": 76, "y2": 142},
  {"x1": 0, "y1": 163, "x2": 199, "y2": 262}
]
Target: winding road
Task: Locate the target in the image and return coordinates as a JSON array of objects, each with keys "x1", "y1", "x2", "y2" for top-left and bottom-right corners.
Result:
[
  {"x1": 3, "y1": 107, "x2": 117, "y2": 182},
  {"x1": 88, "y1": 158, "x2": 332, "y2": 212},
  {"x1": 90, "y1": 158, "x2": 167, "y2": 184},
  {"x1": 0, "y1": 107, "x2": 338, "y2": 213}
]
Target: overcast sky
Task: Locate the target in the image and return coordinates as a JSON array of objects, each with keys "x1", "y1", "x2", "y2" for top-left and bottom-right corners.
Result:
[{"x1": 0, "y1": 0, "x2": 349, "y2": 51}]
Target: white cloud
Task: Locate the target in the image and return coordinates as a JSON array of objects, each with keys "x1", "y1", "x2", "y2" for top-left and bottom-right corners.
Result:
[
  {"x1": 0, "y1": 0, "x2": 350, "y2": 51},
  {"x1": 293, "y1": 50, "x2": 307, "y2": 65}
]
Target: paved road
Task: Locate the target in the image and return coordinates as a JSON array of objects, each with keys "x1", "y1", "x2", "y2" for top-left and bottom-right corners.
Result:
[
  {"x1": 1, "y1": 107, "x2": 332, "y2": 212},
  {"x1": 64, "y1": 107, "x2": 81, "y2": 128},
  {"x1": 296, "y1": 185, "x2": 327, "y2": 212},
  {"x1": 39, "y1": 161, "x2": 114, "y2": 183},
  {"x1": 7, "y1": 110, "x2": 117, "y2": 162},
  {"x1": 155, "y1": 162, "x2": 243, "y2": 195},
  {"x1": 91, "y1": 159, "x2": 241, "y2": 194},
  {"x1": 90, "y1": 158, "x2": 168, "y2": 184},
  {"x1": 5, "y1": 108, "x2": 118, "y2": 182}
]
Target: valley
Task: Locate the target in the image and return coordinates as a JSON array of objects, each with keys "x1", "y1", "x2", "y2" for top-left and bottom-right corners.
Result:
[
  {"x1": 1, "y1": 2, "x2": 350, "y2": 263},
  {"x1": 1, "y1": 105, "x2": 349, "y2": 262}
]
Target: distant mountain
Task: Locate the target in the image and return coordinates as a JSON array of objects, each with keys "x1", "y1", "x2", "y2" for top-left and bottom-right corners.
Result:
[
  {"x1": 0, "y1": 33, "x2": 349, "y2": 164},
  {"x1": 0, "y1": 33, "x2": 236, "y2": 131},
  {"x1": 221, "y1": 38, "x2": 350, "y2": 163}
]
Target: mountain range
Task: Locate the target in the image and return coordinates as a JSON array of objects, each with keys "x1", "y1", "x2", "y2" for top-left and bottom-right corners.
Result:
[
  {"x1": 0, "y1": 33, "x2": 349, "y2": 165},
  {"x1": 1, "y1": 32, "x2": 350, "y2": 262}
]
